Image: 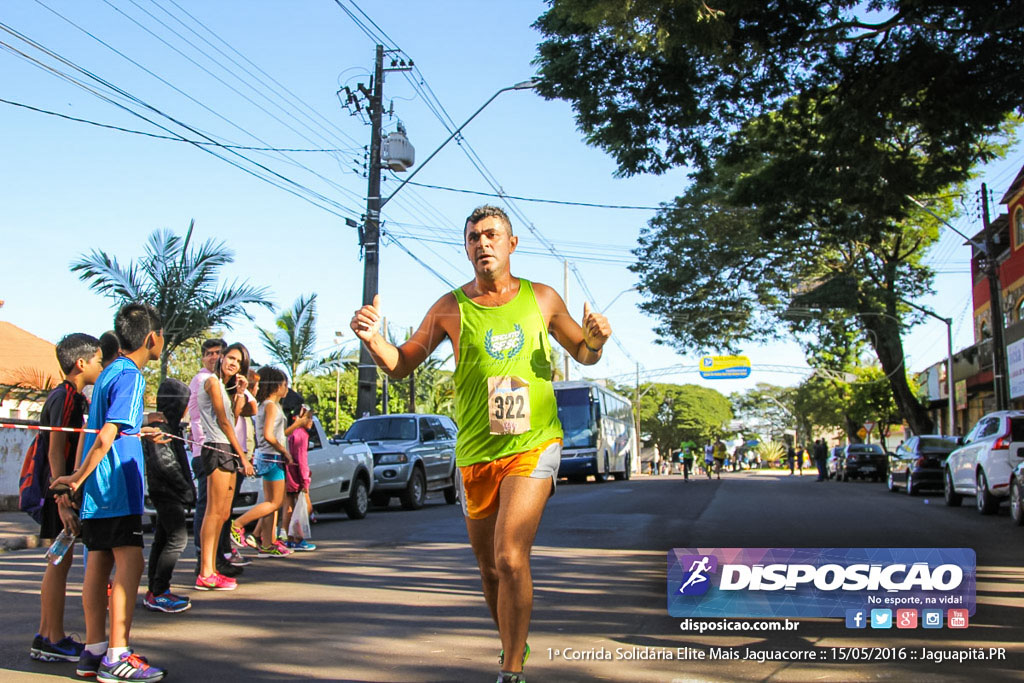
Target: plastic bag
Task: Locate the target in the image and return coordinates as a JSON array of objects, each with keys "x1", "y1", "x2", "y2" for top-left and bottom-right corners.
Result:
[{"x1": 288, "y1": 491, "x2": 311, "y2": 539}]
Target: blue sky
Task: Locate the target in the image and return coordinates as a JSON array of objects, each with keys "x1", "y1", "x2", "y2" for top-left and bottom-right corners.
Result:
[{"x1": 0, "y1": 1, "x2": 1019, "y2": 393}]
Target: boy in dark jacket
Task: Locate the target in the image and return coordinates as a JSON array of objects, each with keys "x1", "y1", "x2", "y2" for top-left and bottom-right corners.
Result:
[{"x1": 142, "y1": 378, "x2": 195, "y2": 613}]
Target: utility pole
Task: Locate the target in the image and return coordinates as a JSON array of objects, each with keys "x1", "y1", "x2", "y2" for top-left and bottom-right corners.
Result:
[
  {"x1": 563, "y1": 261, "x2": 570, "y2": 381},
  {"x1": 354, "y1": 44, "x2": 385, "y2": 418},
  {"x1": 407, "y1": 326, "x2": 416, "y2": 413},
  {"x1": 981, "y1": 182, "x2": 1009, "y2": 410}
]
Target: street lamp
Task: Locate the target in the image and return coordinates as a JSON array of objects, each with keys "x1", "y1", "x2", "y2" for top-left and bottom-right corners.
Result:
[
  {"x1": 380, "y1": 79, "x2": 540, "y2": 209},
  {"x1": 901, "y1": 301, "x2": 955, "y2": 436},
  {"x1": 356, "y1": 78, "x2": 541, "y2": 418}
]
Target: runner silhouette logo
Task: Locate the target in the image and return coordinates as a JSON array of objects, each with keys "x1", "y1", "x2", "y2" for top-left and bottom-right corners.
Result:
[{"x1": 678, "y1": 555, "x2": 718, "y2": 596}]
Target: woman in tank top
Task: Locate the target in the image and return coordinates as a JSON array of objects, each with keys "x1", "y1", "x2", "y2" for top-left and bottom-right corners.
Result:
[
  {"x1": 228, "y1": 366, "x2": 295, "y2": 557},
  {"x1": 196, "y1": 343, "x2": 253, "y2": 591}
]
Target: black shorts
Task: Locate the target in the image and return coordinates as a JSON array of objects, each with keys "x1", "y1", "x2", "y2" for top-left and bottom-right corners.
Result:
[
  {"x1": 80, "y1": 514, "x2": 144, "y2": 551},
  {"x1": 201, "y1": 443, "x2": 239, "y2": 474},
  {"x1": 39, "y1": 496, "x2": 65, "y2": 541}
]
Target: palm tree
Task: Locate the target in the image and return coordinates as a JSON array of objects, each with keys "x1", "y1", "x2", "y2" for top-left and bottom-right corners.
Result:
[
  {"x1": 72, "y1": 220, "x2": 274, "y2": 381},
  {"x1": 258, "y1": 293, "x2": 343, "y2": 380}
]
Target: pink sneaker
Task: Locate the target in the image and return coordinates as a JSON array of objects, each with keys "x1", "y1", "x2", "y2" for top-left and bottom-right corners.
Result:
[{"x1": 195, "y1": 572, "x2": 237, "y2": 591}]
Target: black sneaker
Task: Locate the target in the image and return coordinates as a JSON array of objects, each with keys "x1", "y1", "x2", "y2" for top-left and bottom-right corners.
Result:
[
  {"x1": 216, "y1": 561, "x2": 243, "y2": 578},
  {"x1": 30, "y1": 633, "x2": 83, "y2": 662}
]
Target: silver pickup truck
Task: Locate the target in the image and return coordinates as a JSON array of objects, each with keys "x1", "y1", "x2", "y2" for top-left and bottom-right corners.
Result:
[{"x1": 343, "y1": 413, "x2": 459, "y2": 510}]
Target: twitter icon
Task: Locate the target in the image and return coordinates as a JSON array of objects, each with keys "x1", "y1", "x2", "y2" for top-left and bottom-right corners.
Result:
[{"x1": 870, "y1": 609, "x2": 892, "y2": 629}]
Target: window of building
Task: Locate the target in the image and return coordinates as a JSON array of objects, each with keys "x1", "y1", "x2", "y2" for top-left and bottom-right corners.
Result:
[
  {"x1": 1016, "y1": 206, "x2": 1024, "y2": 250},
  {"x1": 1017, "y1": 298, "x2": 1024, "y2": 323}
]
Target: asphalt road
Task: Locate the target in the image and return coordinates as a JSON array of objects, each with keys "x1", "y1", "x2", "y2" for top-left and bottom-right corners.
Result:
[{"x1": 1, "y1": 469, "x2": 1022, "y2": 682}]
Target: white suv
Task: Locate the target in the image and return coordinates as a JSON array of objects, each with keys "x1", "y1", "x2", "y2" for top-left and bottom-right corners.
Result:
[{"x1": 944, "y1": 410, "x2": 1024, "y2": 514}]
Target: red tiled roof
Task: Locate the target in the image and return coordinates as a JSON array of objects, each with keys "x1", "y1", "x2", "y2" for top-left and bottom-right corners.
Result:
[{"x1": 0, "y1": 321, "x2": 63, "y2": 390}]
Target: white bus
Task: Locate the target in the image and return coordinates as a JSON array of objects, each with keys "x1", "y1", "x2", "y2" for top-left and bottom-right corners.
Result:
[{"x1": 553, "y1": 380, "x2": 634, "y2": 482}]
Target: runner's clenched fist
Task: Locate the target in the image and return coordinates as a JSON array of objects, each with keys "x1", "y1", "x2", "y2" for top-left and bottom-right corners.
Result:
[{"x1": 351, "y1": 294, "x2": 382, "y2": 343}]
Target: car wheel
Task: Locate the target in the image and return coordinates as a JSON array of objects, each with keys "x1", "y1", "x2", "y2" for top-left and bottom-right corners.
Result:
[
  {"x1": 976, "y1": 470, "x2": 999, "y2": 515},
  {"x1": 443, "y1": 484, "x2": 459, "y2": 505},
  {"x1": 344, "y1": 477, "x2": 369, "y2": 520},
  {"x1": 371, "y1": 493, "x2": 391, "y2": 508},
  {"x1": 594, "y1": 454, "x2": 610, "y2": 483},
  {"x1": 400, "y1": 467, "x2": 426, "y2": 510},
  {"x1": 906, "y1": 474, "x2": 917, "y2": 496},
  {"x1": 887, "y1": 472, "x2": 899, "y2": 492},
  {"x1": 944, "y1": 469, "x2": 962, "y2": 507},
  {"x1": 1011, "y1": 479, "x2": 1024, "y2": 526}
]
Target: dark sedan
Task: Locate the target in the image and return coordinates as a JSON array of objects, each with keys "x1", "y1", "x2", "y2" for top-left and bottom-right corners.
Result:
[
  {"x1": 887, "y1": 435, "x2": 960, "y2": 495},
  {"x1": 837, "y1": 443, "x2": 887, "y2": 481}
]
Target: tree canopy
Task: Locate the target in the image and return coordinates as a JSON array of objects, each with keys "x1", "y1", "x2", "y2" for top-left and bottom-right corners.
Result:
[
  {"x1": 634, "y1": 382, "x2": 732, "y2": 456},
  {"x1": 534, "y1": 0, "x2": 1023, "y2": 435}
]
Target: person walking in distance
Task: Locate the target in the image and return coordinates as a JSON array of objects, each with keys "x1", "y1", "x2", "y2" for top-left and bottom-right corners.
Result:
[{"x1": 351, "y1": 205, "x2": 611, "y2": 683}]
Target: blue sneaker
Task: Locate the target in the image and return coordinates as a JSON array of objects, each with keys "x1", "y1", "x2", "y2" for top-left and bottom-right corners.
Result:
[
  {"x1": 77, "y1": 649, "x2": 103, "y2": 677},
  {"x1": 30, "y1": 633, "x2": 83, "y2": 662},
  {"x1": 97, "y1": 651, "x2": 165, "y2": 682},
  {"x1": 143, "y1": 591, "x2": 192, "y2": 613},
  {"x1": 286, "y1": 539, "x2": 317, "y2": 551}
]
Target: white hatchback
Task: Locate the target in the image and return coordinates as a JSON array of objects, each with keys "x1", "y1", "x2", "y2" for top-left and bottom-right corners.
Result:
[{"x1": 944, "y1": 410, "x2": 1024, "y2": 514}]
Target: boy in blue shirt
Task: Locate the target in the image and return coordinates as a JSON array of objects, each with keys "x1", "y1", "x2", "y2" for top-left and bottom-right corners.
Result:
[{"x1": 53, "y1": 303, "x2": 167, "y2": 682}]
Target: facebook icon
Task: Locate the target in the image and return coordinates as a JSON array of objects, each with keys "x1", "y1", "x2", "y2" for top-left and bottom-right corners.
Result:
[{"x1": 845, "y1": 609, "x2": 867, "y2": 629}]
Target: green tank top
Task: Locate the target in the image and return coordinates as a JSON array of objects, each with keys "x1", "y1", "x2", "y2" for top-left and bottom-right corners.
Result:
[{"x1": 452, "y1": 279, "x2": 562, "y2": 466}]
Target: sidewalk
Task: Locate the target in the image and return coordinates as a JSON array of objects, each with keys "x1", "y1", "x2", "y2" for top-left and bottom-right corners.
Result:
[{"x1": 0, "y1": 511, "x2": 42, "y2": 553}]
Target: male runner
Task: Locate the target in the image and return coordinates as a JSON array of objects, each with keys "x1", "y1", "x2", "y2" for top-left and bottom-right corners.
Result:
[{"x1": 351, "y1": 205, "x2": 611, "y2": 683}]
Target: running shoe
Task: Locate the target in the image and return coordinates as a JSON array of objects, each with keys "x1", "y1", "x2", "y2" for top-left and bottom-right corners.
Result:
[
  {"x1": 216, "y1": 561, "x2": 243, "y2": 578},
  {"x1": 498, "y1": 642, "x2": 530, "y2": 668},
  {"x1": 226, "y1": 548, "x2": 252, "y2": 566},
  {"x1": 194, "y1": 572, "x2": 237, "y2": 591},
  {"x1": 77, "y1": 649, "x2": 103, "y2": 678},
  {"x1": 286, "y1": 539, "x2": 317, "y2": 551},
  {"x1": 30, "y1": 633, "x2": 83, "y2": 662},
  {"x1": 97, "y1": 651, "x2": 165, "y2": 682},
  {"x1": 496, "y1": 672, "x2": 526, "y2": 683},
  {"x1": 276, "y1": 527, "x2": 288, "y2": 542},
  {"x1": 228, "y1": 523, "x2": 257, "y2": 549},
  {"x1": 142, "y1": 591, "x2": 192, "y2": 613},
  {"x1": 256, "y1": 543, "x2": 291, "y2": 558}
]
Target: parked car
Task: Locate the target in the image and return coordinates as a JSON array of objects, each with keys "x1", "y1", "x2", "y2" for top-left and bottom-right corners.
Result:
[
  {"x1": 887, "y1": 435, "x2": 960, "y2": 495},
  {"x1": 945, "y1": 410, "x2": 1024, "y2": 514},
  {"x1": 144, "y1": 416, "x2": 375, "y2": 522},
  {"x1": 344, "y1": 413, "x2": 459, "y2": 510},
  {"x1": 1011, "y1": 460, "x2": 1024, "y2": 526},
  {"x1": 836, "y1": 443, "x2": 886, "y2": 481},
  {"x1": 826, "y1": 446, "x2": 844, "y2": 479}
]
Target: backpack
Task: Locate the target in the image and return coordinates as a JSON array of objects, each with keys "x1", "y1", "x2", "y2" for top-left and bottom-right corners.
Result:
[
  {"x1": 18, "y1": 384, "x2": 83, "y2": 523},
  {"x1": 18, "y1": 434, "x2": 48, "y2": 524}
]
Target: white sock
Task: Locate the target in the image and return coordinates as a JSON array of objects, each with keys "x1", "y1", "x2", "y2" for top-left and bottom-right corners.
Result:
[
  {"x1": 106, "y1": 646, "x2": 129, "y2": 661},
  {"x1": 85, "y1": 641, "x2": 107, "y2": 656}
]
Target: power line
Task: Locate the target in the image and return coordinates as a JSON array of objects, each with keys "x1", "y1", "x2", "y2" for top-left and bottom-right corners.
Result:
[
  {"x1": 397, "y1": 178, "x2": 662, "y2": 210},
  {"x1": 0, "y1": 96, "x2": 352, "y2": 151}
]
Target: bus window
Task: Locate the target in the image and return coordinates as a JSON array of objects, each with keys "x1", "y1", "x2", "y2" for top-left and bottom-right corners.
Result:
[{"x1": 555, "y1": 388, "x2": 596, "y2": 449}]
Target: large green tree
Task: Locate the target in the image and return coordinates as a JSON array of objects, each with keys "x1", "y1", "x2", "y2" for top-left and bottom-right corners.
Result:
[
  {"x1": 637, "y1": 382, "x2": 732, "y2": 456},
  {"x1": 72, "y1": 221, "x2": 273, "y2": 381},
  {"x1": 534, "y1": 1, "x2": 1023, "y2": 435}
]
